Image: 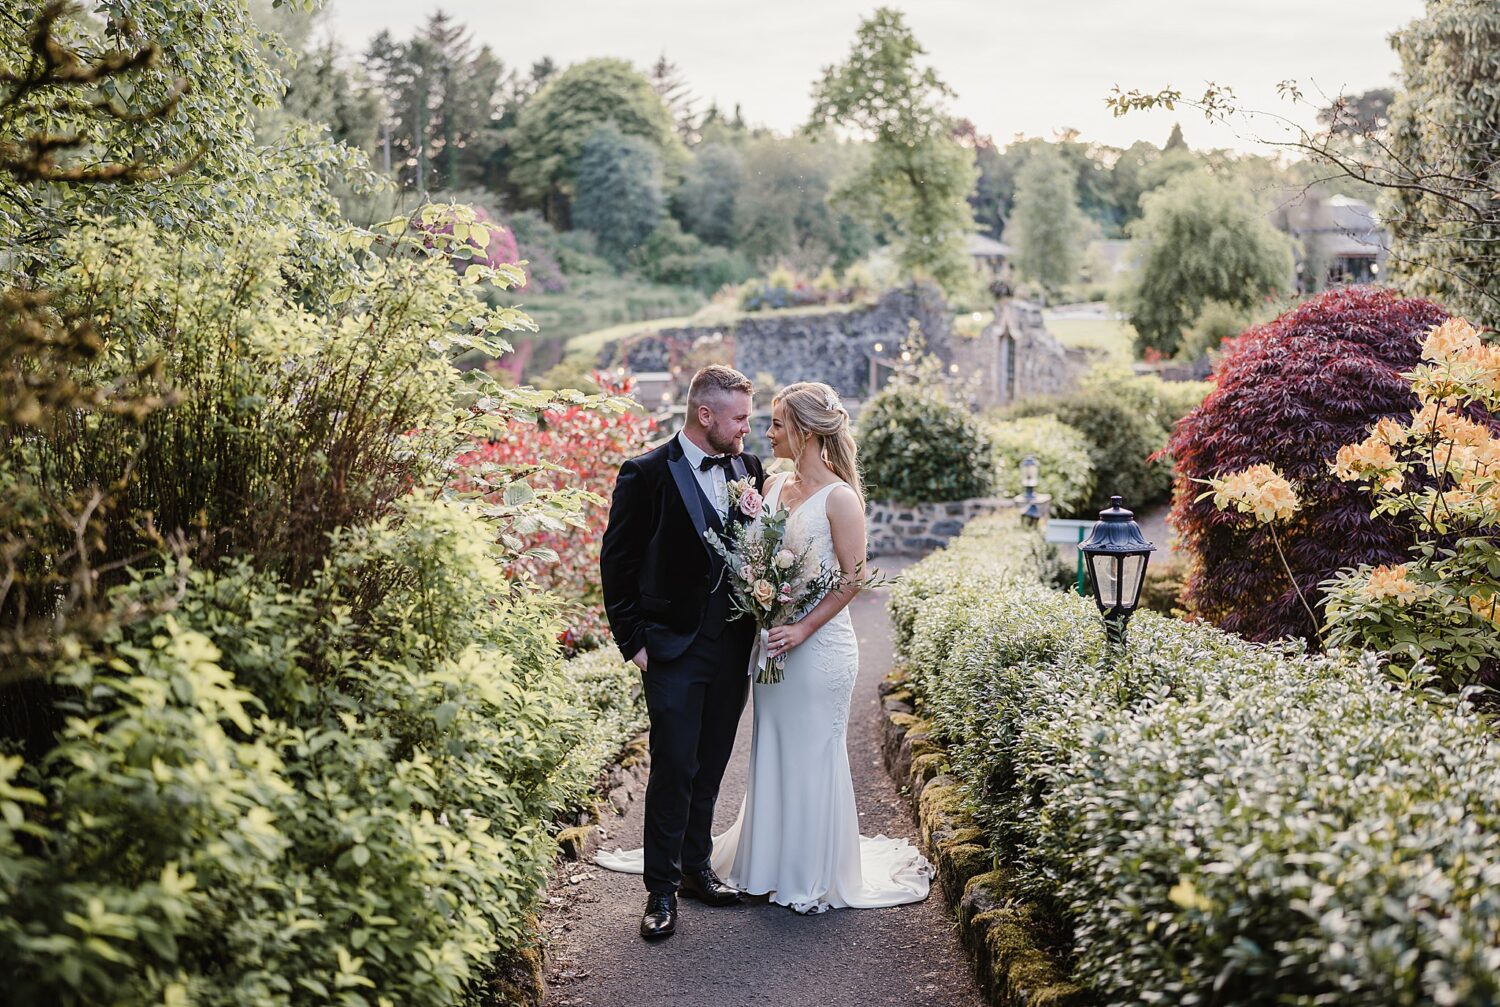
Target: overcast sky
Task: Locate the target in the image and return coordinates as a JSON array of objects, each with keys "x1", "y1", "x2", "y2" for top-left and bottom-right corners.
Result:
[{"x1": 321, "y1": 0, "x2": 1424, "y2": 154}]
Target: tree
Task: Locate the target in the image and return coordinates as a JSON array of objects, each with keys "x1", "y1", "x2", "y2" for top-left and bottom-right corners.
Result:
[
  {"x1": 1167, "y1": 288, "x2": 1450, "y2": 644},
  {"x1": 1318, "y1": 87, "x2": 1394, "y2": 137},
  {"x1": 809, "y1": 8, "x2": 977, "y2": 297},
  {"x1": 362, "y1": 13, "x2": 504, "y2": 192},
  {"x1": 0, "y1": 0, "x2": 375, "y2": 274},
  {"x1": 953, "y1": 118, "x2": 1007, "y2": 239},
  {"x1": 648, "y1": 53, "x2": 697, "y2": 141},
  {"x1": 1385, "y1": 0, "x2": 1500, "y2": 325},
  {"x1": 571, "y1": 124, "x2": 664, "y2": 263},
  {"x1": 507, "y1": 57, "x2": 684, "y2": 223},
  {"x1": 673, "y1": 141, "x2": 743, "y2": 247},
  {"x1": 1108, "y1": 1, "x2": 1500, "y2": 328},
  {"x1": 732, "y1": 135, "x2": 872, "y2": 270},
  {"x1": 1006, "y1": 144, "x2": 1087, "y2": 294},
  {"x1": 1124, "y1": 172, "x2": 1293, "y2": 356}
]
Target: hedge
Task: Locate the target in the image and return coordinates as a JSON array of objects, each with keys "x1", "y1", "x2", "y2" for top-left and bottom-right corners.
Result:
[{"x1": 891, "y1": 521, "x2": 1500, "y2": 1006}]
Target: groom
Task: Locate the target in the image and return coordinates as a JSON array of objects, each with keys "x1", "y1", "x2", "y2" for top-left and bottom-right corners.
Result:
[{"x1": 600, "y1": 365, "x2": 764, "y2": 941}]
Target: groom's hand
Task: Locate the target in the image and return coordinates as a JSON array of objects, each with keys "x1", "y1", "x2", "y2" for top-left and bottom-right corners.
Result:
[{"x1": 632, "y1": 647, "x2": 648, "y2": 672}]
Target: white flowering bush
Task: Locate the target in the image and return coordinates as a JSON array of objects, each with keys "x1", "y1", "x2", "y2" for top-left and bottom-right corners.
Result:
[{"x1": 893, "y1": 520, "x2": 1500, "y2": 1006}]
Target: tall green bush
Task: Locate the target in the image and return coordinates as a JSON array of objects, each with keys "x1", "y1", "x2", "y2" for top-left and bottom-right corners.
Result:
[
  {"x1": 857, "y1": 381, "x2": 993, "y2": 504},
  {"x1": 1008, "y1": 386, "x2": 1174, "y2": 515},
  {"x1": 894, "y1": 521, "x2": 1500, "y2": 1005}
]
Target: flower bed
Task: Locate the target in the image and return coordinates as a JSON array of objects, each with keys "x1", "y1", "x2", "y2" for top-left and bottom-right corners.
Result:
[{"x1": 892, "y1": 519, "x2": 1500, "y2": 1005}]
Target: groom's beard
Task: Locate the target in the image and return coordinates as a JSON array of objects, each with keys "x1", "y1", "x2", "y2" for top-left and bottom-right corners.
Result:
[{"x1": 705, "y1": 428, "x2": 743, "y2": 456}]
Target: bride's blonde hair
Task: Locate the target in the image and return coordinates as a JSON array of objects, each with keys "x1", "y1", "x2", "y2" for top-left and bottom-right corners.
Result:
[{"x1": 774, "y1": 382, "x2": 863, "y2": 503}]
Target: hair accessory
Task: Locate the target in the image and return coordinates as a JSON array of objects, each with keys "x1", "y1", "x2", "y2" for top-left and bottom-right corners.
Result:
[{"x1": 824, "y1": 390, "x2": 839, "y2": 412}]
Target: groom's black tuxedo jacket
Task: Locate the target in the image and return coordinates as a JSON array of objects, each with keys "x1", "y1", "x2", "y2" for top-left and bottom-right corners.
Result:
[{"x1": 600, "y1": 435, "x2": 765, "y2": 663}]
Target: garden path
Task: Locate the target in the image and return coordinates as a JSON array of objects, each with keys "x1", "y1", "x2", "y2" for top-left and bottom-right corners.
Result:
[{"x1": 539, "y1": 556, "x2": 984, "y2": 1007}]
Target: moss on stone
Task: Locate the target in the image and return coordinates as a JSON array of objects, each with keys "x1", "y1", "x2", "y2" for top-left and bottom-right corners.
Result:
[
  {"x1": 908, "y1": 736, "x2": 943, "y2": 761},
  {"x1": 485, "y1": 928, "x2": 545, "y2": 1007},
  {"x1": 884, "y1": 687, "x2": 914, "y2": 705},
  {"x1": 940, "y1": 843, "x2": 992, "y2": 895},
  {"x1": 909, "y1": 751, "x2": 947, "y2": 787},
  {"x1": 887, "y1": 711, "x2": 929, "y2": 733},
  {"x1": 965, "y1": 868, "x2": 1016, "y2": 902},
  {"x1": 918, "y1": 781, "x2": 965, "y2": 824},
  {"x1": 555, "y1": 825, "x2": 594, "y2": 859},
  {"x1": 938, "y1": 827, "x2": 986, "y2": 851}
]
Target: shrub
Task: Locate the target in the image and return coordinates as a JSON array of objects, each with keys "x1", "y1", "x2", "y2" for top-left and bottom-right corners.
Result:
[
  {"x1": 632, "y1": 218, "x2": 752, "y2": 292},
  {"x1": 0, "y1": 212, "x2": 616, "y2": 1005},
  {"x1": 894, "y1": 519, "x2": 1500, "y2": 1006},
  {"x1": 1323, "y1": 316, "x2": 1500, "y2": 690},
  {"x1": 857, "y1": 380, "x2": 994, "y2": 504},
  {"x1": 1008, "y1": 383, "x2": 1174, "y2": 515},
  {"x1": 982, "y1": 415, "x2": 1096, "y2": 515},
  {"x1": 455, "y1": 377, "x2": 656, "y2": 655},
  {"x1": 551, "y1": 648, "x2": 649, "y2": 814},
  {"x1": 1167, "y1": 286, "x2": 1449, "y2": 643}
]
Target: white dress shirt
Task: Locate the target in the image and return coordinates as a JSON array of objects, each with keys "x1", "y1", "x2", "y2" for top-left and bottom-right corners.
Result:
[{"x1": 677, "y1": 430, "x2": 729, "y2": 521}]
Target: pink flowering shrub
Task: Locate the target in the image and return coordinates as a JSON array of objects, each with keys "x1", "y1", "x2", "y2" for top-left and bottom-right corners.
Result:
[{"x1": 456, "y1": 376, "x2": 656, "y2": 655}]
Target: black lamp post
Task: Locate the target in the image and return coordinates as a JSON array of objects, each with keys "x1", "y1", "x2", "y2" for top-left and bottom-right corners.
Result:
[{"x1": 1078, "y1": 496, "x2": 1155, "y2": 655}]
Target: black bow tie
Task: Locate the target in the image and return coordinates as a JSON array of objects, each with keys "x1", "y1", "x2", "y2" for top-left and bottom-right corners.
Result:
[{"x1": 698, "y1": 454, "x2": 736, "y2": 472}]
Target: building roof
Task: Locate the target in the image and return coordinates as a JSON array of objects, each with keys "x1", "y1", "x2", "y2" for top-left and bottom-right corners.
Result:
[{"x1": 965, "y1": 233, "x2": 1014, "y2": 258}]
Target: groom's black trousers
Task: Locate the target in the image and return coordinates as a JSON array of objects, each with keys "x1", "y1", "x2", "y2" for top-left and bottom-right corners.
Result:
[{"x1": 640, "y1": 624, "x2": 752, "y2": 894}]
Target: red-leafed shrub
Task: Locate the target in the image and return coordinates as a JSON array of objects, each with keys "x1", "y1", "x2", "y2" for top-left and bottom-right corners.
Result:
[
  {"x1": 457, "y1": 377, "x2": 655, "y2": 655},
  {"x1": 1167, "y1": 287, "x2": 1449, "y2": 643}
]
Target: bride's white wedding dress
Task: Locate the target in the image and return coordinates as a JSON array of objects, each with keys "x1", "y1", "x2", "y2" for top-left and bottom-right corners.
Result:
[{"x1": 596, "y1": 476, "x2": 932, "y2": 914}]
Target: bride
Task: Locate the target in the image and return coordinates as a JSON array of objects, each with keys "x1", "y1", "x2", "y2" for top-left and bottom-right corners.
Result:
[{"x1": 597, "y1": 381, "x2": 932, "y2": 915}]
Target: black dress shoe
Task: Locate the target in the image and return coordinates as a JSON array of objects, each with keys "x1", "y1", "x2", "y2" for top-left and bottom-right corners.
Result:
[
  {"x1": 679, "y1": 867, "x2": 742, "y2": 906},
  {"x1": 640, "y1": 892, "x2": 677, "y2": 940}
]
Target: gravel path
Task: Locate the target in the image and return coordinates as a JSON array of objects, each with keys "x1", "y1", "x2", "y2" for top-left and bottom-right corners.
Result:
[{"x1": 540, "y1": 558, "x2": 984, "y2": 1007}]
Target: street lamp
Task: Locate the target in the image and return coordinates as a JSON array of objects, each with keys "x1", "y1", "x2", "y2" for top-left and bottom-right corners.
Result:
[
  {"x1": 1078, "y1": 496, "x2": 1155, "y2": 655},
  {"x1": 1017, "y1": 455, "x2": 1044, "y2": 528},
  {"x1": 1020, "y1": 456, "x2": 1039, "y2": 497}
]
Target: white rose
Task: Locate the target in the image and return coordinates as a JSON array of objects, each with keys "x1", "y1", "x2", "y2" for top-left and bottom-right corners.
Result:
[{"x1": 773, "y1": 549, "x2": 796, "y2": 571}]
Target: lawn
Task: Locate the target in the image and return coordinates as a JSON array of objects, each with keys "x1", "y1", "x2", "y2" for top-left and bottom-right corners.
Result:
[{"x1": 1041, "y1": 313, "x2": 1137, "y2": 362}]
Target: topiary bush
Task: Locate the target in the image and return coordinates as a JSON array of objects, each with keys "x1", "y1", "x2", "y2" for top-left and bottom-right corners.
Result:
[
  {"x1": 982, "y1": 415, "x2": 1096, "y2": 515},
  {"x1": 1167, "y1": 286, "x2": 1449, "y2": 643},
  {"x1": 894, "y1": 518, "x2": 1500, "y2": 1006},
  {"x1": 857, "y1": 381, "x2": 994, "y2": 505}
]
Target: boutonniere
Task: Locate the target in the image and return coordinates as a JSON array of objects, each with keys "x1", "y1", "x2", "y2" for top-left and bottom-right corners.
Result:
[{"x1": 727, "y1": 478, "x2": 763, "y2": 518}]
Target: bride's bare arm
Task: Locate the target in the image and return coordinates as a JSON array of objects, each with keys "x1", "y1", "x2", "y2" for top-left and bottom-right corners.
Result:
[{"x1": 767, "y1": 485, "x2": 866, "y2": 656}]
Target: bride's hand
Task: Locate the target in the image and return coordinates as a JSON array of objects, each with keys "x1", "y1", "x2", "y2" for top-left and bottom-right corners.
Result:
[{"x1": 768, "y1": 621, "x2": 809, "y2": 658}]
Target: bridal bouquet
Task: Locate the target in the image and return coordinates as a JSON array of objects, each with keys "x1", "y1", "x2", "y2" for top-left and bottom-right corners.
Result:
[{"x1": 706, "y1": 478, "x2": 847, "y2": 684}]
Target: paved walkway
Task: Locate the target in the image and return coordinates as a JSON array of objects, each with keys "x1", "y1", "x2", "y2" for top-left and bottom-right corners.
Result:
[{"x1": 541, "y1": 559, "x2": 984, "y2": 1007}]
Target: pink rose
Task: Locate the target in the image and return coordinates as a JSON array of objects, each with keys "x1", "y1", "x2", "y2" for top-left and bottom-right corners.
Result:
[
  {"x1": 738, "y1": 487, "x2": 764, "y2": 519},
  {"x1": 738, "y1": 563, "x2": 753, "y2": 582}
]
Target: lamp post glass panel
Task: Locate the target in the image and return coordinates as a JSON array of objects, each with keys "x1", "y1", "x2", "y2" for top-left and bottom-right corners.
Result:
[{"x1": 1079, "y1": 496, "x2": 1154, "y2": 652}]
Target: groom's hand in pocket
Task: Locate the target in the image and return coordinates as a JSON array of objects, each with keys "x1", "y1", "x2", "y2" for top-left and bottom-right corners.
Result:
[{"x1": 632, "y1": 647, "x2": 648, "y2": 672}]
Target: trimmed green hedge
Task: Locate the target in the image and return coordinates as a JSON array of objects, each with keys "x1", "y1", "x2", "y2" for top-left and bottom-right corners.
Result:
[{"x1": 892, "y1": 521, "x2": 1500, "y2": 1005}]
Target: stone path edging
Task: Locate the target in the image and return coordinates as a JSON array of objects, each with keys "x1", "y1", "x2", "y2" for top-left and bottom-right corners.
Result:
[{"x1": 877, "y1": 670, "x2": 1092, "y2": 1007}]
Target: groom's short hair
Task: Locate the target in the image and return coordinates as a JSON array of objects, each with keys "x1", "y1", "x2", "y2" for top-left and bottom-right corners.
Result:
[{"x1": 687, "y1": 365, "x2": 753, "y2": 416}]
